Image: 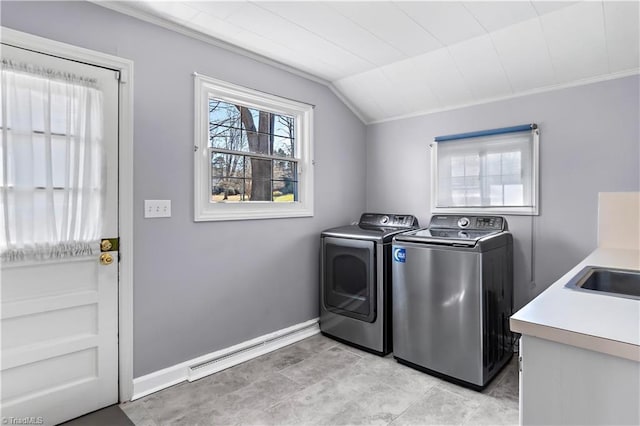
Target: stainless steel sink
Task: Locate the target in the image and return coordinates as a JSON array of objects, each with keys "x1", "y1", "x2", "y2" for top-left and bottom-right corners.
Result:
[{"x1": 565, "y1": 266, "x2": 640, "y2": 300}]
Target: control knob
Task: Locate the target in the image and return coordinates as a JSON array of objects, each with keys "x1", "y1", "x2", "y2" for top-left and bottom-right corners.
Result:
[
  {"x1": 380, "y1": 215, "x2": 390, "y2": 224},
  {"x1": 457, "y1": 217, "x2": 470, "y2": 228}
]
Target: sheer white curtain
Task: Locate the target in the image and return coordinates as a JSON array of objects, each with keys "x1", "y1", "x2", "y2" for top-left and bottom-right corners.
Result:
[{"x1": 0, "y1": 61, "x2": 104, "y2": 263}]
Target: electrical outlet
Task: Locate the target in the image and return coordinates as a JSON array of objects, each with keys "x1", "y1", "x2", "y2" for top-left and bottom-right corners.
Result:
[{"x1": 144, "y1": 200, "x2": 171, "y2": 218}]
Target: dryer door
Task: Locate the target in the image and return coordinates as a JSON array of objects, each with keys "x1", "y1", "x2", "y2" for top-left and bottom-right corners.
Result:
[{"x1": 322, "y1": 237, "x2": 376, "y2": 323}]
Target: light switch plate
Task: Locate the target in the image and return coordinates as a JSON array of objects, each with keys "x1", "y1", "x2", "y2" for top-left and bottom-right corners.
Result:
[{"x1": 144, "y1": 200, "x2": 171, "y2": 218}]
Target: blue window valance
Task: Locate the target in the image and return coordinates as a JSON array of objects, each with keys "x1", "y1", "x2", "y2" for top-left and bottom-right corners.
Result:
[{"x1": 435, "y1": 124, "x2": 537, "y2": 142}]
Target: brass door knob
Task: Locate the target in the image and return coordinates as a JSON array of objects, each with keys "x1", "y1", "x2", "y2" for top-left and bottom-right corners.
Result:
[
  {"x1": 100, "y1": 253, "x2": 114, "y2": 265},
  {"x1": 101, "y1": 239, "x2": 113, "y2": 251}
]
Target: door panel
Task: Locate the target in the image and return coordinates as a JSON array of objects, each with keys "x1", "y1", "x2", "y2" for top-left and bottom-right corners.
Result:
[
  {"x1": 2, "y1": 259, "x2": 99, "y2": 301},
  {"x1": 1, "y1": 44, "x2": 119, "y2": 425}
]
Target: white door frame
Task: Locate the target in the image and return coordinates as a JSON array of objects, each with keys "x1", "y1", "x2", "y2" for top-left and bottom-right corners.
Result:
[{"x1": 0, "y1": 26, "x2": 135, "y2": 402}]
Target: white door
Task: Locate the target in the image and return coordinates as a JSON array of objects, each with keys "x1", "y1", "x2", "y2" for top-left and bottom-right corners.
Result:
[{"x1": 0, "y1": 44, "x2": 119, "y2": 425}]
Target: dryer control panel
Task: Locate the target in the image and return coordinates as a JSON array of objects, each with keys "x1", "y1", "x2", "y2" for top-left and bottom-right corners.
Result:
[{"x1": 359, "y1": 213, "x2": 419, "y2": 228}]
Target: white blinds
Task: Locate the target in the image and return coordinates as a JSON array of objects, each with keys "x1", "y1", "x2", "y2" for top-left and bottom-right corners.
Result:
[
  {"x1": 435, "y1": 131, "x2": 535, "y2": 209},
  {"x1": 0, "y1": 64, "x2": 104, "y2": 263}
]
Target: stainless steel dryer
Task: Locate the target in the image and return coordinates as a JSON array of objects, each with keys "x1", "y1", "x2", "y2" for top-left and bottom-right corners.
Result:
[
  {"x1": 320, "y1": 213, "x2": 419, "y2": 355},
  {"x1": 392, "y1": 215, "x2": 513, "y2": 389}
]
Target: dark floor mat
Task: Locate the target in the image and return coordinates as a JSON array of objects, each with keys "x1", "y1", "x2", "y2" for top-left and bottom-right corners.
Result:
[{"x1": 60, "y1": 404, "x2": 134, "y2": 426}]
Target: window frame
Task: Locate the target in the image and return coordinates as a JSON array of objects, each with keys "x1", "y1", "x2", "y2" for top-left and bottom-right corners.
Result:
[
  {"x1": 430, "y1": 127, "x2": 539, "y2": 216},
  {"x1": 194, "y1": 74, "x2": 314, "y2": 222}
]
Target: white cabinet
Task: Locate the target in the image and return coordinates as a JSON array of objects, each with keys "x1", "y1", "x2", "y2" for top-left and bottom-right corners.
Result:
[
  {"x1": 514, "y1": 193, "x2": 640, "y2": 425},
  {"x1": 519, "y1": 335, "x2": 640, "y2": 425}
]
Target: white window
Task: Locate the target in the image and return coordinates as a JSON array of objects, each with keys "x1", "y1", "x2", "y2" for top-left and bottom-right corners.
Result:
[
  {"x1": 431, "y1": 125, "x2": 539, "y2": 215},
  {"x1": 194, "y1": 74, "x2": 314, "y2": 221}
]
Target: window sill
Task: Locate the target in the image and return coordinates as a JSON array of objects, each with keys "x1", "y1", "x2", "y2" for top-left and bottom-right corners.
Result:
[
  {"x1": 194, "y1": 203, "x2": 313, "y2": 222},
  {"x1": 431, "y1": 206, "x2": 539, "y2": 216}
]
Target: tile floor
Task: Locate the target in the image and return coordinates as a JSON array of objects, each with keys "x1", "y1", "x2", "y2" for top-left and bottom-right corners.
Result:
[
  {"x1": 62, "y1": 404, "x2": 134, "y2": 426},
  {"x1": 121, "y1": 334, "x2": 519, "y2": 426}
]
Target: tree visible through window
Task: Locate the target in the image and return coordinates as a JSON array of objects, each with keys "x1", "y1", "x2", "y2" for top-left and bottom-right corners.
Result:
[{"x1": 209, "y1": 100, "x2": 297, "y2": 203}]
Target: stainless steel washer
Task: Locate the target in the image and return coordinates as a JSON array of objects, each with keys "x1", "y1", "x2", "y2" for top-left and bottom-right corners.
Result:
[
  {"x1": 392, "y1": 215, "x2": 513, "y2": 389},
  {"x1": 320, "y1": 213, "x2": 419, "y2": 355}
]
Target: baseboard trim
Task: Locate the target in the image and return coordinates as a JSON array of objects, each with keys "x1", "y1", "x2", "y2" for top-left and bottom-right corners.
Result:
[{"x1": 131, "y1": 318, "x2": 319, "y2": 401}]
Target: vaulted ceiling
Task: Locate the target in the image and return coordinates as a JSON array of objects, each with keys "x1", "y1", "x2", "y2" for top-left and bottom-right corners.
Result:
[{"x1": 99, "y1": 1, "x2": 640, "y2": 123}]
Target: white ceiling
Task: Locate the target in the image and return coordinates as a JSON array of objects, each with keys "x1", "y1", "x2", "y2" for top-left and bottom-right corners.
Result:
[{"x1": 101, "y1": 1, "x2": 640, "y2": 123}]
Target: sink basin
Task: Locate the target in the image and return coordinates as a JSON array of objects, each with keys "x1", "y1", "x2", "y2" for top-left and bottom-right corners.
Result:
[{"x1": 565, "y1": 266, "x2": 640, "y2": 300}]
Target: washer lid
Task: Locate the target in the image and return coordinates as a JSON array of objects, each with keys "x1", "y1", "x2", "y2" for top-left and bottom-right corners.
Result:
[
  {"x1": 394, "y1": 228, "x2": 502, "y2": 246},
  {"x1": 394, "y1": 214, "x2": 508, "y2": 246}
]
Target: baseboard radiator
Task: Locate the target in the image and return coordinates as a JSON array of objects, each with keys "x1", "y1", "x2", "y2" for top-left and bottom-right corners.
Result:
[{"x1": 187, "y1": 319, "x2": 319, "y2": 382}]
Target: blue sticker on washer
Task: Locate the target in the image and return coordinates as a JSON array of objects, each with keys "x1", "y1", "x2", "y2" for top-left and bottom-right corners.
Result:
[{"x1": 393, "y1": 247, "x2": 406, "y2": 263}]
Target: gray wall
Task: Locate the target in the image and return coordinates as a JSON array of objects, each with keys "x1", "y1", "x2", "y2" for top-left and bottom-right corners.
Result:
[
  {"x1": 366, "y1": 75, "x2": 640, "y2": 309},
  {"x1": 1, "y1": 1, "x2": 367, "y2": 377},
  {"x1": 4, "y1": 0, "x2": 639, "y2": 379}
]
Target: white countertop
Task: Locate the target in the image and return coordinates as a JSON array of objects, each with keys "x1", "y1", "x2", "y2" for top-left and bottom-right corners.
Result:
[{"x1": 510, "y1": 247, "x2": 640, "y2": 361}]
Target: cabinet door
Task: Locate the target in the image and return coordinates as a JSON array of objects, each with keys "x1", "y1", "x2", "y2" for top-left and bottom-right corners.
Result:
[{"x1": 520, "y1": 335, "x2": 640, "y2": 425}]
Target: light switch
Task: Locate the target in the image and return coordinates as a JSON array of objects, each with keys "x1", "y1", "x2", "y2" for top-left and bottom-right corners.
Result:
[{"x1": 144, "y1": 200, "x2": 171, "y2": 218}]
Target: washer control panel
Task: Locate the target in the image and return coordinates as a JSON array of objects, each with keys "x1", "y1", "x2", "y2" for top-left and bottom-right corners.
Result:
[
  {"x1": 430, "y1": 215, "x2": 505, "y2": 231},
  {"x1": 457, "y1": 217, "x2": 470, "y2": 228},
  {"x1": 359, "y1": 213, "x2": 419, "y2": 228}
]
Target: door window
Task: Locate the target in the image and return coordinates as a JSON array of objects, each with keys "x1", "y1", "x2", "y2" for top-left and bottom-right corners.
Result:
[{"x1": 1, "y1": 59, "x2": 105, "y2": 262}]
